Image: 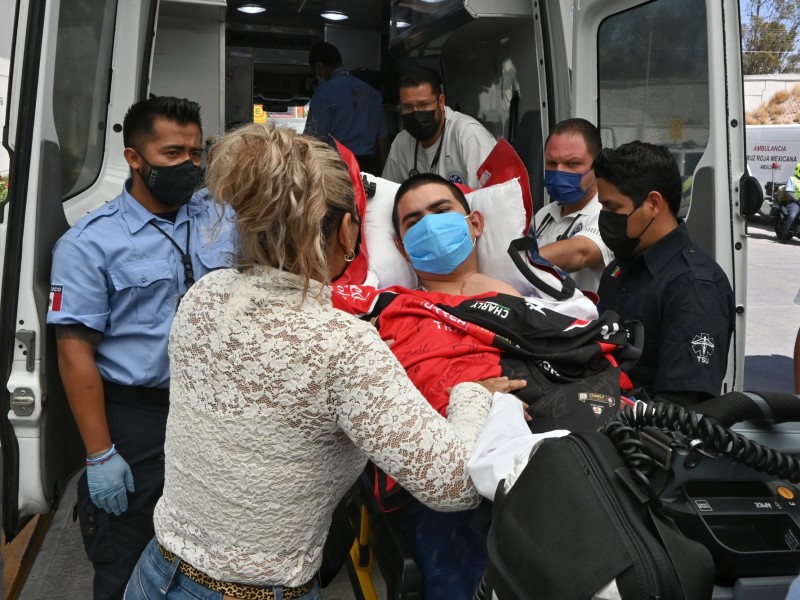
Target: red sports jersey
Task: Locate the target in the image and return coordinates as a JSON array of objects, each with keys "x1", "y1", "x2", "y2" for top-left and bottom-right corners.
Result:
[{"x1": 332, "y1": 283, "x2": 640, "y2": 424}]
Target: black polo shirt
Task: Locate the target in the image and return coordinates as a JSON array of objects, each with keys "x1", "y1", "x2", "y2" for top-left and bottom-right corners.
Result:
[{"x1": 597, "y1": 222, "x2": 735, "y2": 399}]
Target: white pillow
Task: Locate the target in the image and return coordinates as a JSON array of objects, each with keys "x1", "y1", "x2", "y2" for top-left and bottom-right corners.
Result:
[{"x1": 362, "y1": 176, "x2": 417, "y2": 289}]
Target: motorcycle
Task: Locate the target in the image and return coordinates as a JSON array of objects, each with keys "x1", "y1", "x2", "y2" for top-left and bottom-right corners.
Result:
[{"x1": 764, "y1": 181, "x2": 800, "y2": 243}]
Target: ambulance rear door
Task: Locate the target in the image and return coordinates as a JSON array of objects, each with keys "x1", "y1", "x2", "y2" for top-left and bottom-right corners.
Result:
[
  {"x1": 570, "y1": 0, "x2": 748, "y2": 393},
  {"x1": 0, "y1": 0, "x2": 157, "y2": 540}
]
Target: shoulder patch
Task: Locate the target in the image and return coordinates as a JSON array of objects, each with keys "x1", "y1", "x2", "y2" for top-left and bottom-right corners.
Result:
[
  {"x1": 447, "y1": 172, "x2": 465, "y2": 184},
  {"x1": 690, "y1": 333, "x2": 715, "y2": 364},
  {"x1": 49, "y1": 285, "x2": 63, "y2": 312}
]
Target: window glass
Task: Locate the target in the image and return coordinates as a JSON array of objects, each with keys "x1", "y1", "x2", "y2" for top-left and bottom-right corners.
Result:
[
  {"x1": 53, "y1": 0, "x2": 118, "y2": 200},
  {"x1": 597, "y1": 0, "x2": 709, "y2": 216}
]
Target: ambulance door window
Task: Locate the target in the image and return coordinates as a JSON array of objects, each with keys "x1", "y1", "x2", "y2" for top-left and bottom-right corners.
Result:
[
  {"x1": 596, "y1": 0, "x2": 709, "y2": 217},
  {"x1": 53, "y1": 0, "x2": 117, "y2": 200}
]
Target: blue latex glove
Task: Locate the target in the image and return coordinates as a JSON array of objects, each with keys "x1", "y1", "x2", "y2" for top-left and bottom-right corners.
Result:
[{"x1": 86, "y1": 451, "x2": 135, "y2": 516}]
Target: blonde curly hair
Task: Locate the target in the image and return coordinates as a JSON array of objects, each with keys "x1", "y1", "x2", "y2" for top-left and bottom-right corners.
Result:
[{"x1": 205, "y1": 122, "x2": 355, "y2": 295}]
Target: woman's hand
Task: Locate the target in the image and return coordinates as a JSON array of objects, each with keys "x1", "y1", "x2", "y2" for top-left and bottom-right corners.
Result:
[
  {"x1": 474, "y1": 376, "x2": 527, "y2": 395},
  {"x1": 451, "y1": 377, "x2": 531, "y2": 421},
  {"x1": 447, "y1": 376, "x2": 527, "y2": 395}
]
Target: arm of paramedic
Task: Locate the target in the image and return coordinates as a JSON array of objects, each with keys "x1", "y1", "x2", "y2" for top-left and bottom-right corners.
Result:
[
  {"x1": 538, "y1": 235, "x2": 605, "y2": 273},
  {"x1": 460, "y1": 126, "x2": 497, "y2": 189},
  {"x1": 375, "y1": 110, "x2": 389, "y2": 173},
  {"x1": 47, "y1": 233, "x2": 114, "y2": 455},
  {"x1": 381, "y1": 143, "x2": 405, "y2": 184},
  {"x1": 377, "y1": 136, "x2": 389, "y2": 173},
  {"x1": 329, "y1": 324, "x2": 492, "y2": 511},
  {"x1": 653, "y1": 276, "x2": 733, "y2": 406},
  {"x1": 55, "y1": 325, "x2": 111, "y2": 454}
]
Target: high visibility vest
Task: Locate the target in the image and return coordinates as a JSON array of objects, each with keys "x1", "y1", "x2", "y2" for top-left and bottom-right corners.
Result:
[{"x1": 788, "y1": 176, "x2": 800, "y2": 201}]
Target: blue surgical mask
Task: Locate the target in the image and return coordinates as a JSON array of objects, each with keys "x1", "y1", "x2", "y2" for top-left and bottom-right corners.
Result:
[
  {"x1": 402, "y1": 212, "x2": 474, "y2": 274},
  {"x1": 544, "y1": 169, "x2": 589, "y2": 205}
]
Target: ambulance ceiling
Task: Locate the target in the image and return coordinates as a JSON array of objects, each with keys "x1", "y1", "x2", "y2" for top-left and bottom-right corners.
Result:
[{"x1": 226, "y1": 1, "x2": 389, "y2": 31}]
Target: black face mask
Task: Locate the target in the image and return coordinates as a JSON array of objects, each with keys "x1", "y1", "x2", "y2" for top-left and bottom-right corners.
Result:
[
  {"x1": 138, "y1": 157, "x2": 203, "y2": 206},
  {"x1": 402, "y1": 109, "x2": 440, "y2": 142},
  {"x1": 598, "y1": 204, "x2": 655, "y2": 265}
]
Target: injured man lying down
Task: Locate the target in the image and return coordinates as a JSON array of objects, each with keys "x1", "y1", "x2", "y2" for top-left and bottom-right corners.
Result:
[
  {"x1": 332, "y1": 171, "x2": 642, "y2": 435},
  {"x1": 329, "y1": 144, "x2": 643, "y2": 600}
]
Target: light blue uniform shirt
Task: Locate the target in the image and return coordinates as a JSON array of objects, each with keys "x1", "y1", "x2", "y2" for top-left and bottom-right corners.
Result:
[
  {"x1": 47, "y1": 182, "x2": 236, "y2": 388},
  {"x1": 303, "y1": 66, "x2": 387, "y2": 155}
]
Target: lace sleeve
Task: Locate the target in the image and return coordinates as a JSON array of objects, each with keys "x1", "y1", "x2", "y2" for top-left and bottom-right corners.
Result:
[{"x1": 326, "y1": 322, "x2": 491, "y2": 511}]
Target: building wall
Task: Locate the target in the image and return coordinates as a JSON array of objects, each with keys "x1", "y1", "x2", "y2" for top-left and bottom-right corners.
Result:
[{"x1": 744, "y1": 74, "x2": 800, "y2": 113}]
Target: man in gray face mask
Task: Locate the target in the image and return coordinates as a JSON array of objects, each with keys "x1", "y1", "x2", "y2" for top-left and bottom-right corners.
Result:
[
  {"x1": 46, "y1": 96, "x2": 236, "y2": 600},
  {"x1": 382, "y1": 68, "x2": 496, "y2": 189}
]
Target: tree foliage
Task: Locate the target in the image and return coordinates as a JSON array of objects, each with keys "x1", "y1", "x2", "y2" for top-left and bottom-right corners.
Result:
[{"x1": 742, "y1": 0, "x2": 800, "y2": 74}]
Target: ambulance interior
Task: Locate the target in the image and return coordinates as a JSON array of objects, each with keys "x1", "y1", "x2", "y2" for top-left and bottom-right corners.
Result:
[
  {"x1": 154, "y1": 0, "x2": 547, "y2": 208},
  {"x1": 153, "y1": 0, "x2": 720, "y2": 228}
]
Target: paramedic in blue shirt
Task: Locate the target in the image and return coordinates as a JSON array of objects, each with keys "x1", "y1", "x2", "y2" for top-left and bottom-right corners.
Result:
[
  {"x1": 303, "y1": 41, "x2": 388, "y2": 175},
  {"x1": 46, "y1": 96, "x2": 235, "y2": 600}
]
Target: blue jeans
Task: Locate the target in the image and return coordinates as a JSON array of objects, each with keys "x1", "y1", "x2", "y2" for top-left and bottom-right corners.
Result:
[
  {"x1": 124, "y1": 538, "x2": 323, "y2": 600},
  {"x1": 778, "y1": 200, "x2": 800, "y2": 241},
  {"x1": 389, "y1": 500, "x2": 491, "y2": 600}
]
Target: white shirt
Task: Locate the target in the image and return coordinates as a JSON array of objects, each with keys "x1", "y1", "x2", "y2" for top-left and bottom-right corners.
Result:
[
  {"x1": 154, "y1": 266, "x2": 491, "y2": 586},
  {"x1": 382, "y1": 106, "x2": 497, "y2": 188},
  {"x1": 533, "y1": 193, "x2": 613, "y2": 292}
]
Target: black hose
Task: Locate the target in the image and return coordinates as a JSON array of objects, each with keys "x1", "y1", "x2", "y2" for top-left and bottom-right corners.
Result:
[{"x1": 603, "y1": 401, "x2": 800, "y2": 483}]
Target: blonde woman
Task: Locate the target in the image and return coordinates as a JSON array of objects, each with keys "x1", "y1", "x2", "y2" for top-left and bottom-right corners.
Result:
[{"x1": 124, "y1": 123, "x2": 517, "y2": 600}]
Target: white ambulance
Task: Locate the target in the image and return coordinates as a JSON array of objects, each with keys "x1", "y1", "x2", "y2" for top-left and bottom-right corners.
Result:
[
  {"x1": 745, "y1": 123, "x2": 800, "y2": 195},
  {"x1": 0, "y1": 0, "x2": 772, "y2": 597}
]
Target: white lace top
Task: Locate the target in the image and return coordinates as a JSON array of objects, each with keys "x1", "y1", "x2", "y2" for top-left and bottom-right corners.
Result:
[{"x1": 153, "y1": 266, "x2": 492, "y2": 586}]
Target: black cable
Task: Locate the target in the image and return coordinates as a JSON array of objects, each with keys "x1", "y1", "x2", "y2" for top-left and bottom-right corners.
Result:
[{"x1": 603, "y1": 402, "x2": 800, "y2": 483}]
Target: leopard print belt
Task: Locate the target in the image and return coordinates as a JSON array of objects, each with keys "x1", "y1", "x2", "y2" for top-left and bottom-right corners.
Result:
[{"x1": 157, "y1": 543, "x2": 315, "y2": 600}]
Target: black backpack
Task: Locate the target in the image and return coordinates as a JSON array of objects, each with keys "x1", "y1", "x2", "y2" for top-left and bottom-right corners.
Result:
[{"x1": 484, "y1": 393, "x2": 800, "y2": 600}]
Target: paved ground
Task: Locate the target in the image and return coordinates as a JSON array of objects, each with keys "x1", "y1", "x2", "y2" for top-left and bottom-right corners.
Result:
[
  {"x1": 741, "y1": 218, "x2": 799, "y2": 392},
  {"x1": 8, "y1": 217, "x2": 800, "y2": 599},
  {"x1": 16, "y1": 472, "x2": 375, "y2": 600}
]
